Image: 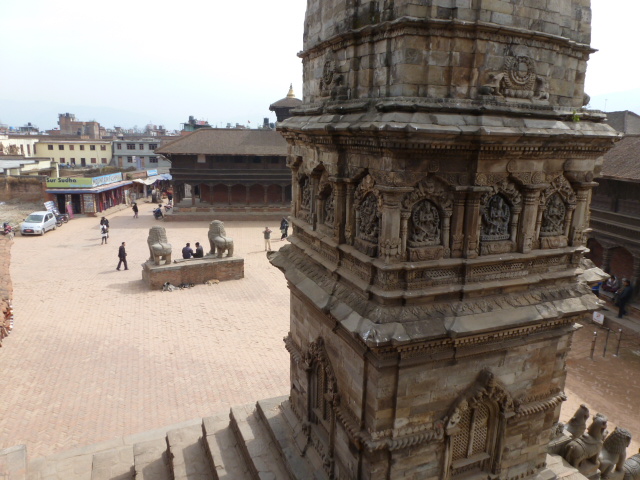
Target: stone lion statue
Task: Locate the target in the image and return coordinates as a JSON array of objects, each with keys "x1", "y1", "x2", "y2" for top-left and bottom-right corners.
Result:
[
  {"x1": 566, "y1": 404, "x2": 590, "y2": 438},
  {"x1": 599, "y1": 427, "x2": 632, "y2": 479},
  {"x1": 147, "y1": 226, "x2": 172, "y2": 265},
  {"x1": 208, "y1": 220, "x2": 233, "y2": 258},
  {"x1": 624, "y1": 450, "x2": 640, "y2": 480},
  {"x1": 564, "y1": 413, "x2": 607, "y2": 469}
]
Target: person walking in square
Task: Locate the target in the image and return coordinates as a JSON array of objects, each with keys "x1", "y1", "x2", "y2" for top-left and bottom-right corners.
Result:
[
  {"x1": 100, "y1": 216, "x2": 110, "y2": 239},
  {"x1": 100, "y1": 224, "x2": 108, "y2": 245},
  {"x1": 117, "y1": 242, "x2": 128, "y2": 270},
  {"x1": 263, "y1": 226, "x2": 272, "y2": 251},
  {"x1": 132, "y1": 202, "x2": 139, "y2": 219}
]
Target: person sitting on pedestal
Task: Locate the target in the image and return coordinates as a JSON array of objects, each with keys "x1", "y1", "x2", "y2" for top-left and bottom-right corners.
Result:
[{"x1": 182, "y1": 243, "x2": 194, "y2": 259}]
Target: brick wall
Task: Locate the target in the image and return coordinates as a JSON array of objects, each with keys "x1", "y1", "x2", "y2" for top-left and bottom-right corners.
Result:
[
  {"x1": 142, "y1": 257, "x2": 244, "y2": 289},
  {"x1": 0, "y1": 177, "x2": 46, "y2": 203}
]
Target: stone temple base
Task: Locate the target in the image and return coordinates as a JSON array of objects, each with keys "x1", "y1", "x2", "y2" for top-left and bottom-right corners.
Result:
[{"x1": 141, "y1": 256, "x2": 244, "y2": 289}]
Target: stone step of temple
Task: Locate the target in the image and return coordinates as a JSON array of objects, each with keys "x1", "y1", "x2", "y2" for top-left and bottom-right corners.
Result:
[
  {"x1": 0, "y1": 444, "x2": 28, "y2": 480},
  {"x1": 256, "y1": 397, "x2": 326, "y2": 480},
  {"x1": 202, "y1": 413, "x2": 250, "y2": 479},
  {"x1": 133, "y1": 438, "x2": 172, "y2": 480},
  {"x1": 90, "y1": 446, "x2": 134, "y2": 480},
  {"x1": 230, "y1": 402, "x2": 292, "y2": 480},
  {"x1": 166, "y1": 424, "x2": 214, "y2": 480}
]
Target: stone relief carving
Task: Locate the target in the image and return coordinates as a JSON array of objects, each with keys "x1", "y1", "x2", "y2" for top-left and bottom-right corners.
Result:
[
  {"x1": 480, "y1": 48, "x2": 549, "y2": 101},
  {"x1": 625, "y1": 451, "x2": 640, "y2": 480},
  {"x1": 147, "y1": 226, "x2": 172, "y2": 265},
  {"x1": 357, "y1": 193, "x2": 380, "y2": 243},
  {"x1": 566, "y1": 404, "x2": 590, "y2": 438},
  {"x1": 409, "y1": 199, "x2": 441, "y2": 246},
  {"x1": 481, "y1": 194, "x2": 511, "y2": 241},
  {"x1": 323, "y1": 187, "x2": 335, "y2": 227},
  {"x1": 541, "y1": 193, "x2": 566, "y2": 237}
]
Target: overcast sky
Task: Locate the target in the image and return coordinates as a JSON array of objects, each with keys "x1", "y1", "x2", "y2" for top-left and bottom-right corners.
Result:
[{"x1": 0, "y1": 1, "x2": 636, "y2": 131}]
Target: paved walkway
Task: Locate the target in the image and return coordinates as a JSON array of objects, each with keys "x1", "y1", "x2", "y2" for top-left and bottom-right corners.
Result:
[
  {"x1": 0, "y1": 204, "x2": 290, "y2": 458},
  {"x1": 0, "y1": 202, "x2": 638, "y2": 459}
]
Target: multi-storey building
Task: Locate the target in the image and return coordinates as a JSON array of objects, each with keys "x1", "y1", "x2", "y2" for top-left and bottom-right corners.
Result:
[
  {"x1": 0, "y1": 135, "x2": 39, "y2": 157},
  {"x1": 34, "y1": 139, "x2": 112, "y2": 167},
  {"x1": 112, "y1": 137, "x2": 170, "y2": 169}
]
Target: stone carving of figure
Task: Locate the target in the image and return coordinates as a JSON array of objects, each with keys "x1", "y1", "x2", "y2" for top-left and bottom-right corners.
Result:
[
  {"x1": 482, "y1": 195, "x2": 510, "y2": 240},
  {"x1": 410, "y1": 199, "x2": 441, "y2": 245},
  {"x1": 541, "y1": 193, "x2": 566, "y2": 236},
  {"x1": 208, "y1": 220, "x2": 234, "y2": 258},
  {"x1": 599, "y1": 427, "x2": 632, "y2": 479},
  {"x1": 624, "y1": 450, "x2": 640, "y2": 480},
  {"x1": 324, "y1": 189, "x2": 335, "y2": 226},
  {"x1": 147, "y1": 226, "x2": 172, "y2": 265},
  {"x1": 300, "y1": 177, "x2": 311, "y2": 211},
  {"x1": 566, "y1": 404, "x2": 590, "y2": 438},
  {"x1": 563, "y1": 414, "x2": 608, "y2": 469},
  {"x1": 358, "y1": 193, "x2": 379, "y2": 242}
]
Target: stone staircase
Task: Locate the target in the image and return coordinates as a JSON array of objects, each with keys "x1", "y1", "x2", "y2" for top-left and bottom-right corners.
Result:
[{"x1": 0, "y1": 395, "x2": 320, "y2": 480}]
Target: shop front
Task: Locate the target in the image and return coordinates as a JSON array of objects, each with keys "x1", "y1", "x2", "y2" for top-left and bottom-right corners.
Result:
[{"x1": 45, "y1": 173, "x2": 133, "y2": 216}]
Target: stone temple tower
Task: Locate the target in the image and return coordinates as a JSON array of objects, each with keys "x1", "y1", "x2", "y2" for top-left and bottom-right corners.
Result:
[{"x1": 270, "y1": 1, "x2": 618, "y2": 479}]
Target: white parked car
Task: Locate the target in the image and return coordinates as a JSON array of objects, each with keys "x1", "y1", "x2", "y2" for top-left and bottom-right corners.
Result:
[{"x1": 20, "y1": 211, "x2": 57, "y2": 236}]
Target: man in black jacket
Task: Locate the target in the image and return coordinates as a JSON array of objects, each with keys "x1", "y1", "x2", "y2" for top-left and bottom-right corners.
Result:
[
  {"x1": 617, "y1": 279, "x2": 633, "y2": 318},
  {"x1": 117, "y1": 242, "x2": 128, "y2": 270}
]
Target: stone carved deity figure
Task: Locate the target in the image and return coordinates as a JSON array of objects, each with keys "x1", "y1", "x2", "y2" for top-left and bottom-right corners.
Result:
[
  {"x1": 599, "y1": 427, "x2": 632, "y2": 479},
  {"x1": 324, "y1": 189, "x2": 335, "y2": 226},
  {"x1": 208, "y1": 220, "x2": 234, "y2": 258},
  {"x1": 541, "y1": 193, "x2": 566, "y2": 236},
  {"x1": 625, "y1": 450, "x2": 640, "y2": 480},
  {"x1": 357, "y1": 193, "x2": 380, "y2": 243},
  {"x1": 410, "y1": 199, "x2": 441, "y2": 246},
  {"x1": 563, "y1": 414, "x2": 608, "y2": 469},
  {"x1": 300, "y1": 177, "x2": 311, "y2": 211},
  {"x1": 481, "y1": 194, "x2": 511, "y2": 240},
  {"x1": 147, "y1": 226, "x2": 172, "y2": 265}
]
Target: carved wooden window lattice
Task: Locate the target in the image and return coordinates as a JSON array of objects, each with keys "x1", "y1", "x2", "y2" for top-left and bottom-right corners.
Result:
[
  {"x1": 481, "y1": 194, "x2": 511, "y2": 241},
  {"x1": 450, "y1": 401, "x2": 493, "y2": 476},
  {"x1": 409, "y1": 199, "x2": 441, "y2": 246},
  {"x1": 310, "y1": 362, "x2": 332, "y2": 426}
]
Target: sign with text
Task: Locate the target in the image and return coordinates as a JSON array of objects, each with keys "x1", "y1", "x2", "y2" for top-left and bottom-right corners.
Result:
[{"x1": 46, "y1": 172, "x2": 123, "y2": 189}]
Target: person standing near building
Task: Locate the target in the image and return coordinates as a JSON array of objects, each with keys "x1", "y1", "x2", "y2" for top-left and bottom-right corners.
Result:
[
  {"x1": 194, "y1": 242, "x2": 204, "y2": 258},
  {"x1": 280, "y1": 217, "x2": 289, "y2": 240},
  {"x1": 132, "y1": 203, "x2": 139, "y2": 219},
  {"x1": 616, "y1": 279, "x2": 634, "y2": 318},
  {"x1": 117, "y1": 242, "x2": 128, "y2": 270},
  {"x1": 100, "y1": 216, "x2": 110, "y2": 239},
  {"x1": 182, "y1": 243, "x2": 194, "y2": 259},
  {"x1": 263, "y1": 226, "x2": 272, "y2": 251}
]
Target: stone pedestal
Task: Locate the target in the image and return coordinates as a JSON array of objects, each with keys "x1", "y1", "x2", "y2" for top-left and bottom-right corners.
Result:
[{"x1": 141, "y1": 256, "x2": 244, "y2": 289}]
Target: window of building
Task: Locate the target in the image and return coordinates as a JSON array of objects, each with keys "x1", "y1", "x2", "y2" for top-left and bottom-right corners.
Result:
[
  {"x1": 60, "y1": 158, "x2": 65, "y2": 163},
  {"x1": 48, "y1": 145, "x2": 54, "y2": 150},
  {"x1": 127, "y1": 144, "x2": 135, "y2": 150},
  {"x1": 117, "y1": 144, "x2": 122, "y2": 150},
  {"x1": 90, "y1": 145, "x2": 96, "y2": 151},
  {"x1": 118, "y1": 156, "x2": 123, "y2": 161},
  {"x1": 149, "y1": 143, "x2": 158, "y2": 150},
  {"x1": 271, "y1": 158, "x2": 280, "y2": 164},
  {"x1": 70, "y1": 158, "x2": 76, "y2": 165},
  {"x1": 80, "y1": 145, "x2": 85, "y2": 151},
  {"x1": 101, "y1": 158, "x2": 107, "y2": 164},
  {"x1": 139, "y1": 144, "x2": 144, "y2": 150},
  {"x1": 69, "y1": 145, "x2": 75, "y2": 150},
  {"x1": 100, "y1": 145, "x2": 106, "y2": 151},
  {"x1": 27, "y1": 145, "x2": 31, "y2": 155},
  {"x1": 58, "y1": 145, "x2": 64, "y2": 150},
  {"x1": 149, "y1": 156, "x2": 158, "y2": 163},
  {"x1": 253, "y1": 158, "x2": 262, "y2": 163},
  {"x1": 234, "y1": 158, "x2": 243, "y2": 163},
  {"x1": 127, "y1": 156, "x2": 133, "y2": 163},
  {"x1": 91, "y1": 158, "x2": 97, "y2": 164}
]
